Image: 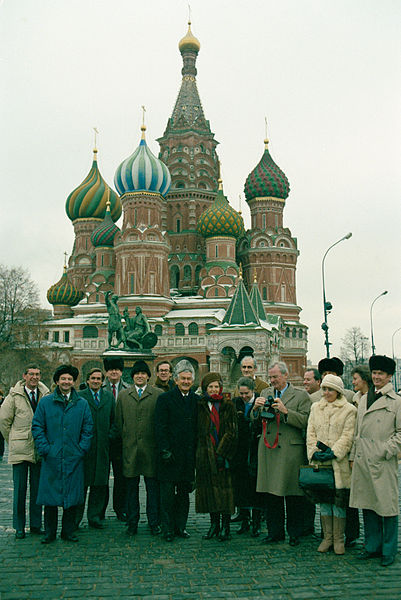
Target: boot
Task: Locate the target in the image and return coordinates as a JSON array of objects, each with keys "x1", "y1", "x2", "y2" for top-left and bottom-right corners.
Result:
[
  {"x1": 333, "y1": 517, "x2": 346, "y2": 555},
  {"x1": 317, "y1": 515, "x2": 333, "y2": 553},
  {"x1": 237, "y1": 510, "x2": 250, "y2": 534},
  {"x1": 203, "y1": 512, "x2": 220, "y2": 540},
  {"x1": 219, "y1": 514, "x2": 231, "y2": 541},
  {"x1": 251, "y1": 509, "x2": 262, "y2": 537}
]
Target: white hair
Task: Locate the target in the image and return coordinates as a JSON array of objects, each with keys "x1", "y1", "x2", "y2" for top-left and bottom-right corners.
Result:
[{"x1": 268, "y1": 360, "x2": 289, "y2": 375}]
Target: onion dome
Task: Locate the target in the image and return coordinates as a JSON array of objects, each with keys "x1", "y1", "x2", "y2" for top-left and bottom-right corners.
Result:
[
  {"x1": 197, "y1": 181, "x2": 245, "y2": 239},
  {"x1": 47, "y1": 267, "x2": 84, "y2": 306},
  {"x1": 179, "y1": 21, "x2": 200, "y2": 53},
  {"x1": 244, "y1": 138, "x2": 290, "y2": 201},
  {"x1": 114, "y1": 126, "x2": 171, "y2": 196},
  {"x1": 65, "y1": 149, "x2": 122, "y2": 222},
  {"x1": 91, "y1": 200, "x2": 120, "y2": 247}
]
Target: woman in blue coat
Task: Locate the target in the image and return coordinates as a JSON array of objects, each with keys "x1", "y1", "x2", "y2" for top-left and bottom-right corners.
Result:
[{"x1": 32, "y1": 365, "x2": 93, "y2": 543}]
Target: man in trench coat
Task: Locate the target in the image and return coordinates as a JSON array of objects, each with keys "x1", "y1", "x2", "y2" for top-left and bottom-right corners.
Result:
[
  {"x1": 253, "y1": 360, "x2": 310, "y2": 546},
  {"x1": 350, "y1": 355, "x2": 401, "y2": 567},
  {"x1": 115, "y1": 360, "x2": 162, "y2": 536},
  {"x1": 75, "y1": 368, "x2": 115, "y2": 529},
  {"x1": 32, "y1": 365, "x2": 93, "y2": 544}
]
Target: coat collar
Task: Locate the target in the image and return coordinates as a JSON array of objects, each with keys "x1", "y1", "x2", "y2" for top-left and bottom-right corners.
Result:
[{"x1": 364, "y1": 383, "x2": 398, "y2": 413}]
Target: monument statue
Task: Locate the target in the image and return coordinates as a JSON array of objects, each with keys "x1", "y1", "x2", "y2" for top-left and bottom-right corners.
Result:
[
  {"x1": 105, "y1": 291, "x2": 126, "y2": 349},
  {"x1": 123, "y1": 306, "x2": 157, "y2": 350}
]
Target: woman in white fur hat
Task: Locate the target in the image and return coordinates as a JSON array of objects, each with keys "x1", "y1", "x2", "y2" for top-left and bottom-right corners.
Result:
[{"x1": 306, "y1": 374, "x2": 357, "y2": 555}]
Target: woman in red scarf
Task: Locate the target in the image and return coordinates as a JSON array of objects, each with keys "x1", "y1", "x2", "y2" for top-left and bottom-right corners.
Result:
[{"x1": 195, "y1": 372, "x2": 237, "y2": 540}]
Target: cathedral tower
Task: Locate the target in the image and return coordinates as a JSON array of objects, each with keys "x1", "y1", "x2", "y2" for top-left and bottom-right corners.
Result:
[{"x1": 157, "y1": 21, "x2": 220, "y2": 294}]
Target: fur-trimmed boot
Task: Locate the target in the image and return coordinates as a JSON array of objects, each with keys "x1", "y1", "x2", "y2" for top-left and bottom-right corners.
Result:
[
  {"x1": 333, "y1": 517, "x2": 346, "y2": 555},
  {"x1": 203, "y1": 512, "x2": 220, "y2": 540},
  {"x1": 317, "y1": 515, "x2": 333, "y2": 552}
]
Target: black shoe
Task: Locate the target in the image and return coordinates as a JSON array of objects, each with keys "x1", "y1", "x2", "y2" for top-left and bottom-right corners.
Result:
[
  {"x1": 164, "y1": 531, "x2": 174, "y2": 542},
  {"x1": 41, "y1": 535, "x2": 56, "y2": 544},
  {"x1": 203, "y1": 524, "x2": 220, "y2": 540},
  {"x1": 127, "y1": 525, "x2": 138, "y2": 536},
  {"x1": 289, "y1": 537, "x2": 300, "y2": 547},
  {"x1": 61, "y1": 533, "x2": 79, "y2": 542},
  {"x1": 381, "y1": 555, "x2": 395, "y2": 567},
  {"x1": 237, "y1": 519, "x2": 250, "y2": 535},
  {"x1": 116, "y1": 512, "x2": 128, "y2": 522},
  {"x1": 345, "y1": 537, "x2": 357, "y2": 548},
  {"x1": 261, "y1": 535, "x2": 285, "y2": 544},
  {"x1": 89, "y1": 520, "x2": 105, "y2": 529},
  {"x1": 15, "y1": 530, "x2": 25, "y2": 539},
  {"x1": 30, "y1": 527, "x2": 44, "y2": 535},
  {"x1": 175, "y1": 529, "x2": 190, "y2": 539},
  {"x1": 150, "y1": 525, "x2": 161, "y2": 536},
  {"x1": 357, "y1": 550, "x2": 381, "y2": 560}
]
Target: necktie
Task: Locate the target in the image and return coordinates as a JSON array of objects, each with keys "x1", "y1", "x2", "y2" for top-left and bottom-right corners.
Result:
[
  {"x1": 63, "y1": 394, "x2": 68, "y2": 406},
  {"x1": 112, "y1": 384, "x2": 116, "y2": 399},
  {"x1": 138, "y1": 388, "x2": 143, "y2": 398},
  {"x1": 94, "y1": 392, "x2": 99, "y2": 405},
  {"x1": 30, "y1": 391, "x2": 37, "y2": 411}
]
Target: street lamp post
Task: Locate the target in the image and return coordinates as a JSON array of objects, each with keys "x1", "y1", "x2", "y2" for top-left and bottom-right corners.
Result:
[
  {"x1": 321, "y1": 232, "x2": 352, "y2": 358},
  {"x1": 370, "y1": 291, "x2": 388, "y2": 356},
  {"x1": 391, "y1": 326, "x2": 401, "y2": 391}
]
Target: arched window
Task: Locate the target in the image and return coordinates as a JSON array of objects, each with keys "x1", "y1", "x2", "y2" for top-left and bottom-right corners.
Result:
[
  {"x1": 175, "y1": 323, "x2": 185, "y2": 336},
  {"x1": 188, "y1": 322, "x2": 198, "y2": 335},
  {"x1": 184, "y1": 265, "x2": 191, "y2": 280},
  {"x1": 205, "y1": 323, "x2": 215, "y2": 335},
  {"x1": 195, "y1": 265, "x2": 202, "y2": 286},
  {"x1": 262, "y1": 287, "x2": 267, "y2": 301},
  {"x1": 292, "y1": 328, "x2": 297, "y2": 338},
  {"x1": 298, "y1": 329, "x2": 303, "y2": 339},
  {"x1": 170, "y1": 265, "x2": 180, "y2": 288},
  {"x1": 83, "y1": 325, "x2": 98, "y2": 339},
  {"x1": 154, "y1": 324, "x2": 163, "y2": 336},
  {"x1": 285, "y1": 327, "x2": 290, "y2": 338}
]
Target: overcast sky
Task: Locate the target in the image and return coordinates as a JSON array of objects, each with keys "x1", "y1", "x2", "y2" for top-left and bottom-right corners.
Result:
[{"x1": 1, "y1": 0, "x2": 400, "y2": 364}]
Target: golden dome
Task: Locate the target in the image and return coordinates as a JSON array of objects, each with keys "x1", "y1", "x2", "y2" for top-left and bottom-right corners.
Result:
[{"x1": 179, "y1": 21, "x2": 200, "y2": 53}]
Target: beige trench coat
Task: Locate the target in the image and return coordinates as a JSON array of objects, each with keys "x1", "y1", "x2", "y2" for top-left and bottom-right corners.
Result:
[
  {"x1": 349, "y1": 383, "x2": 401, "y2": 516},
  {"x1": 253, "y1": 384, "x2": 311, "y2": 496},
  {"x1": 115, "y1": 384, "x2": 161, "y2": 478},
  {"x1": 307, "y1": 395, "x2": 356, "y2": 489},
  {"x1": 0, "y1": 380, "x2": 49, "y2": 464}
]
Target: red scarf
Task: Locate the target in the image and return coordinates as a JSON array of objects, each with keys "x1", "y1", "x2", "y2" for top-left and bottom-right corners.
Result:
[{"x1": 209, "y1": 393, "x2": 223, "y2": 447}]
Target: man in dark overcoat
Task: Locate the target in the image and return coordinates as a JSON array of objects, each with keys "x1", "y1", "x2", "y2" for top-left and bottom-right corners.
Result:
[
  {"x1": 32, "y1": 365, "x2": 93, "y2": 544},
  {"x1": 102, "y1": 356, "x2": 130, "y2": 521},
  {"x1": 155, "y1": 359, "x2": 198, "y2": 541},
  {"x1": 75, "y1": 368, "x2": 115, "y2": 529},
  {"x1": 115, "y1": 360, "x2": 162, "y2": 536},
  {"x1": 253, "y1": 360, "x2": 310, "y2": 547}
]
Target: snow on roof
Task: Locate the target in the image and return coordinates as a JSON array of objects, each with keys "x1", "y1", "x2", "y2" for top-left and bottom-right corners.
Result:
[{"x1": 164, "y1": 308, "x2": 226, "y2": 320}]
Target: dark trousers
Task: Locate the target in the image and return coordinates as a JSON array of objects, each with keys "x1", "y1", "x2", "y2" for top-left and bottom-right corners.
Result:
[
  {"x1": 159, "y1": 481, "x2": 190, "y2": 534},
  {"x1": 75, "y1": 485, "x2": 108, "y2": 526},
  {"x1": 105, "y1": 454, "x2": 127, "y2": 518},
  {"x1": 12, "y1": 461, "x2": 42, "y2": 532},
  {"x1": 265, "y1": 493, "x2": 303, "y2": 539},
  {"x1": 126, "y1": 476, "x2": 160, "y2": 528},
  {"x1": 345, "y1": 506, "x2": 360, "y2": 541},
  {"x1": 362, "y1": 509, "x2": 398, "y2": 559},
  {"x1": 44, "y1": 505, "x2": 76, "y2": 538},
  {"x1": 0, "y1": 431, "x2": 4, "y2": 457},
  {"x1": 302, "y1": 496, "x2": 316, "y2": 535}
]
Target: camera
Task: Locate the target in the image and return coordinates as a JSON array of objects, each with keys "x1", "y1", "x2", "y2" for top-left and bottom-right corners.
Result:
[{"x1": 260, "y1": 395, "x2": 276, "y2": 420}]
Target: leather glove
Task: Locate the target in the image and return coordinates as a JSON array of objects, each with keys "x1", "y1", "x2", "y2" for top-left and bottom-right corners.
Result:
[
  {"x1": 216, "y1": 455, "x2": 226, "y2": 470},
  {"x1": 312, "y1": 449, "x2": 335, "y2": 462},
  {"x1": 161, "y1": 449, "x2": 174, "y2": 464}
]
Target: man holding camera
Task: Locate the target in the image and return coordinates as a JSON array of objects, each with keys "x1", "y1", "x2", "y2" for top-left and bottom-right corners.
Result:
[{"x1": 253, "y1": 361, "x2": 310, "y2": 546}]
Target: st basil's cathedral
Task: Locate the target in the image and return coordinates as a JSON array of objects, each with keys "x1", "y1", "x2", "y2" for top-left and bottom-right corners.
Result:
[{"x1": 45, "y1": 21, "x2": 308, "y2": 388}]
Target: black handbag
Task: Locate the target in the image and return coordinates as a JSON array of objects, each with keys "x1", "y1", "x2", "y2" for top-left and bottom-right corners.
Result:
[{"x1": 299, "y1": 464, "x2": 335, "y2": 491}]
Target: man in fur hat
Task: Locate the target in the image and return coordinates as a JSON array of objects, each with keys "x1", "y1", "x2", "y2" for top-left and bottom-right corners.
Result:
[
  {"x1": 350, "y1": 355, "x2": 401, "y2": 567},
  {"x1": 32, "y1": 365, "x2": 93, "y2": 543},
  {"x1": 115, "y1": 360, "x2": 162, "y2": 536},
  {"x1": 102, "y1": 356, "x2": 129, "y2": 521}
]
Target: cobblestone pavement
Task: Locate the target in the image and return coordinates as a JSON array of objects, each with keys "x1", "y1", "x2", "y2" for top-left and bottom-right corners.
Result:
[{"x1": 1, "y1": 451, "x2": 400, "y2": 600}]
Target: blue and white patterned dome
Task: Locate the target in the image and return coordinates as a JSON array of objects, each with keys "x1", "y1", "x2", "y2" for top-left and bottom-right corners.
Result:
[{"x1": 114, "y1": 126, "x2": 171, "y2": 196}]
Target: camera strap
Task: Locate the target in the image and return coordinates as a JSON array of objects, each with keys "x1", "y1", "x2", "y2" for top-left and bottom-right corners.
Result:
[{"x1": 262, "y1": 413, "x2": 280, "y2": 449}]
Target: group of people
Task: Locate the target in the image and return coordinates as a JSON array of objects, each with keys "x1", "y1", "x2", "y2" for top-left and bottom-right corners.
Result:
[{"x1": 0, "y1": 353, "x2": 400, "y2": 568}]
